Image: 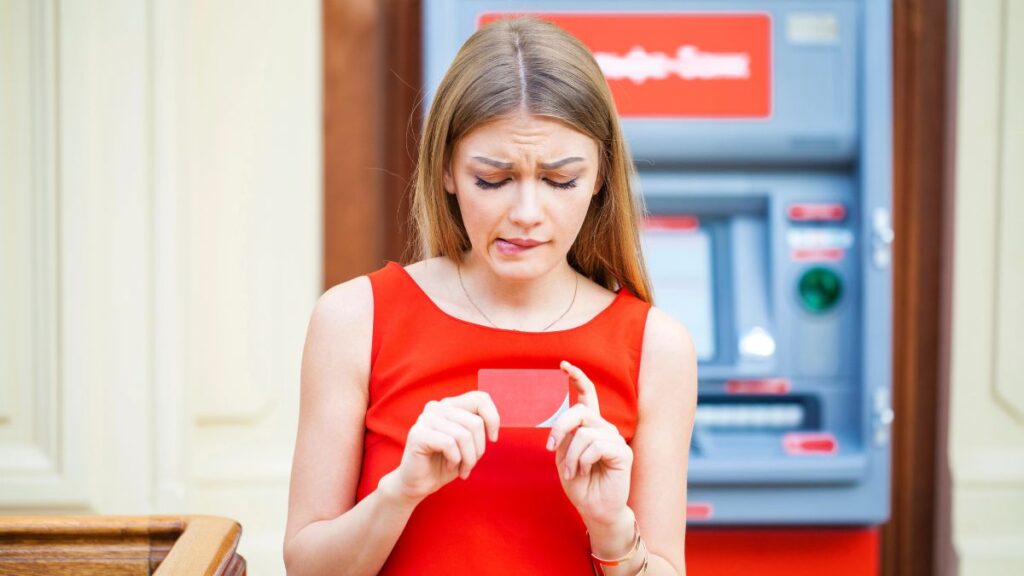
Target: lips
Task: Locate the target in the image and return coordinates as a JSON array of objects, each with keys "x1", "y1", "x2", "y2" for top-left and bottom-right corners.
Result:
[
  {"x1": 495, "y1": 237, "x2": 545, "y2": 255},
  {"x1": 500, "y1": 238, "x2": 544, "y2": 247}
]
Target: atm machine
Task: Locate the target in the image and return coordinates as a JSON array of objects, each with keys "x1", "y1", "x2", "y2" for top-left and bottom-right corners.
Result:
[{"x1": 425, "y1": 2, "x2": 893, "y2": 574}]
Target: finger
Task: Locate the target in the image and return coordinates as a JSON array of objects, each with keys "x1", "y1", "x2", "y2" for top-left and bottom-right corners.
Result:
[
  {"x1": 563, "y1": 427, "x2": 599, "y2": 480},
  {"x1": 446, "y1": 391, "x2": 501, "y2": 442},
  {"x1": 554, "y1": 427, "x2": 573, "y2": 470},
  {"x1": 413, "y1": 425, "x2": 461, "y2": 473},
  {"x1": 585, "y1": 436, "x2": 632, "y2": 475},
  {"x1": 438, "y1": 403, "x2": 487, "y2": 461},
  {"x1": 547, "y1": 403, "x2": 603, "y2": 453},
  {"x1": 425, "y1": 414, "x2": 479, "y2": 479},
  {"x1": 577, "y1": 439, "x2": 609, "y2": 477},
  {"x1": 560, "y1": 360, "x2": 601, "y2": 415},
  {"x1": 430, "y1": 416, "x2": 478, "y2": 478}
]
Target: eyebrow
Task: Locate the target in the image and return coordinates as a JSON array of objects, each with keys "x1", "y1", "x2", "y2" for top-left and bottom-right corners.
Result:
[{"x1": 471, "y1": 156, "x2": 585, "y2": 170}]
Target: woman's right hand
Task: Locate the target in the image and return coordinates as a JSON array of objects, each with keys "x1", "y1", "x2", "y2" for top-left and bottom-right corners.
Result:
[{"x1": 380, "y1": 391, "x2": 500, "y2": 506}]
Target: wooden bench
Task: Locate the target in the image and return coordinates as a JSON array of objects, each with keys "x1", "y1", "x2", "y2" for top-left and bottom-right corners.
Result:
[{"x1": 0, "y1": 515, "x2": 246, "y2": 575}]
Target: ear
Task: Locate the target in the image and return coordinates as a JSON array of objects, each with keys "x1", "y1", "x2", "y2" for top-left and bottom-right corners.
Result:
[{"x1": 443, "y1": 166, "x2": 455, "y2": 195}]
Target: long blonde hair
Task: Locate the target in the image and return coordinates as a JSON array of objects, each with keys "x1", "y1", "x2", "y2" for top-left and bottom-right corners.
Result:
[{"x1": 411, "y1": 16, "x2": 652, "y2": 303}]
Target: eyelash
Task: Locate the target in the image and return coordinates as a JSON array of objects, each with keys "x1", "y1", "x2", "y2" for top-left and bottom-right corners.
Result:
[{"x1": 474, "y1": 177, "x2": 578, "y2": 190}]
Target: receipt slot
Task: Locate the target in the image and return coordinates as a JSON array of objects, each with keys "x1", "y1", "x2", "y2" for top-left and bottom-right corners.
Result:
[{"x1": 425, "y1": 1, "x2": 892, "y2": 572}]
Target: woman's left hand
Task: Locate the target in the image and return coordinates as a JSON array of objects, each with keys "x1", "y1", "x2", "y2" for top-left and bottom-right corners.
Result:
[{"x1": 547, "y1": 360, "x2": 633, "y2": 527}]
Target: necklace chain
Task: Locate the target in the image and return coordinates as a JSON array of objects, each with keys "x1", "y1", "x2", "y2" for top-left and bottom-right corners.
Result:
[{"x1": 457, "y1": 262, "x2": 579, "y2": 332}]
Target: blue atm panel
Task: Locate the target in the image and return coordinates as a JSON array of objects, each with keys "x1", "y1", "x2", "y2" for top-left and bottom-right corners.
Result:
[
  {"x1": 424, "y1": 0, "x2": 893, "y2": 526},
  {"x1": 640, "y1": 173, "x2": 887, "y2": 524}
]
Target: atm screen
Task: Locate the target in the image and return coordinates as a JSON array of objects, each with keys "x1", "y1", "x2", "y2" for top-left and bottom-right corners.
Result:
[{"x1": 641, "y1": 225, "x2": 716, "y2": 361}]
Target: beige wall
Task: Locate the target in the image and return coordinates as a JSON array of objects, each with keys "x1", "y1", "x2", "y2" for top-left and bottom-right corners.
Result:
[
  {"x1": 0, "y1": 0, "x2": 320, "y2": 573},
  {"x1": 949, "y1": 0, "x2": 1024, "y2": 573}
]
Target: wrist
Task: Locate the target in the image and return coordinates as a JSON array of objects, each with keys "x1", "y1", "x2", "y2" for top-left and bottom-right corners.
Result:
[
  {"x1": 585, "y1": 507, "x2": 636, "y2": 560},
  {"x1": 377, "y1": 470, "x2": 422, "y2": 511}
]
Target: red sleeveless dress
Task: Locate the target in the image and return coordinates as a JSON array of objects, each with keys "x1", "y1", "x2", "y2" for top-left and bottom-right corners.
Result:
[{"x1": 356, "y1": 261, "x2": 651, "y2": 575}]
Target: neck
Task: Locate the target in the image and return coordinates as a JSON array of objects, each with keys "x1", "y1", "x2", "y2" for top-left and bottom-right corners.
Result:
[{"x1": 457, "y1": 252, "x2": 579, "y2": 329}]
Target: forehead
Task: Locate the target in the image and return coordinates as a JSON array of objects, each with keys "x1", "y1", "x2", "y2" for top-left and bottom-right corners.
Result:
[{"x1": 456, "y1": 113, "x2": 597, "y2": 161}]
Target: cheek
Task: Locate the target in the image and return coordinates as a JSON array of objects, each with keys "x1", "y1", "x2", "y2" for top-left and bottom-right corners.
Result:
[
  {"x1": 454, "y1": 185, "x2": 499, "y2": 235},
  {"x1": 554, "y1": 189, "x2": 597, "y2": 238}
]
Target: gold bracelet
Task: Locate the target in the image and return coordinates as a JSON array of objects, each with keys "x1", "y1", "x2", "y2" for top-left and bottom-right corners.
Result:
[
  {"x1": 628, "y1": 537, "x2": 649, "y2": 576},
  {"x1": 591, "y1": 540, "x2": 649, "y2": 576},
  {"x1": 636, "y1": 539, "x2": 650, "y2": 575},
  {"x1": 589, "y1": 519, "x2": 640, "y2": 566},
  {"x1": 589, "y1": 519, "x2": 649, "y2": 575}
]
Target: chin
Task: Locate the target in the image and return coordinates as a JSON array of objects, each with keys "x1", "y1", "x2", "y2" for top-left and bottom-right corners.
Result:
[{"x1": 485, "y1": 250, "x2": 557, "y2": 282}]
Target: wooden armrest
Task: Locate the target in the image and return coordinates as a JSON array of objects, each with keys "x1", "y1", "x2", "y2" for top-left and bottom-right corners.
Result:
[
  {"x1": 0, "y1": 515, "x2": 245, "y2": 575},
  {"x1": 155, "y1": 515, "x2": 245, "y2": 575}
]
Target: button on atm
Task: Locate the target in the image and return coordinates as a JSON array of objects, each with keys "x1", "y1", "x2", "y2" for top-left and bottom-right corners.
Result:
[{"x1": 425, "y1": 0, "x2": 892, "y2": 571}]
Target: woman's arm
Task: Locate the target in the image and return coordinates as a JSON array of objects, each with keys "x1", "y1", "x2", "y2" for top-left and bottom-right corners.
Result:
[
  {"x1": 282, "y1": 277, "x2": 414, "y2": 576},
  {"x1": 627, "y1": 306, "x2": 698, "y2": 576}
]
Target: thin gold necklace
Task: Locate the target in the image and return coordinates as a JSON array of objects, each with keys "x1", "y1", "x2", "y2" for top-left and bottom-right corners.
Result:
[{"x1": 456, "y1": 262, "x2": 579, "y2": 332}]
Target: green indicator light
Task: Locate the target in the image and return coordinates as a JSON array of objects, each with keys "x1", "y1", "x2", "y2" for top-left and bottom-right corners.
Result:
[{"x1": 798, "y1": 267, "x2": 843, "y2": 313}]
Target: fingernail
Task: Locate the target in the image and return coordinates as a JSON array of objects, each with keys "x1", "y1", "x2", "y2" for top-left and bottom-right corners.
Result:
[{"x1": 546, "y1": 436, "x2": 555, "y2": 451}]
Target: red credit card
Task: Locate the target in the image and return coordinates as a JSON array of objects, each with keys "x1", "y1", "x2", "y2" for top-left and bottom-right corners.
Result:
[{"x1": 478, "y1": 369, "x2": 570, "y2": 428}]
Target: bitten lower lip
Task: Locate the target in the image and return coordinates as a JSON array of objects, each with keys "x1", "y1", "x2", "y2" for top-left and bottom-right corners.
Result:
[{"x1": 495, "y1": 238, "x2": 544, "y2": 255}]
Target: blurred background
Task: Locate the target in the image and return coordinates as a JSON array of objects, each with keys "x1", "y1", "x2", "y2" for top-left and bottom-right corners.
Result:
[{"x1": 1, "y1": 0, "x2": 1020, "y2": 575}]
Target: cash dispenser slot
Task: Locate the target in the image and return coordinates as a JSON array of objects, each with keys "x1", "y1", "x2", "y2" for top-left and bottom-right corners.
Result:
[
  {"x1": 694, "y1": 395, "x2": 820, "y2": 432},
  {"x1": 689, "y1": 394, "x2": 866, "y2": 485}
]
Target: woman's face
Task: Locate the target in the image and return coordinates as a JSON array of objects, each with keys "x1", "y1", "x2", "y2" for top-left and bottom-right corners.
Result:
[{"x1": 443, "y1": 113, "x2": 601, "y2": 282}]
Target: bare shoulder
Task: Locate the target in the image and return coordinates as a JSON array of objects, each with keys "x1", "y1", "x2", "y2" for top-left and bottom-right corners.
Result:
[
  {"x1": 312, "y1": 275, "x2": 373, "y2": 336},
  {"x1": 638, "y1": 306, "x2": 698, "y2": 399},
  {"x1": 304, "y1": 275, "x2": 374, "y2": 387},
  {"x1": 642, "y1": 306, "x2": 695, "y2": 358}
]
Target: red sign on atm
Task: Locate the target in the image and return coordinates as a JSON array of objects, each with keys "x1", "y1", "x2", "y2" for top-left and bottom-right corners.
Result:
[{"x1": 478, "y1": 12, "x2": 773, "y2": 118}]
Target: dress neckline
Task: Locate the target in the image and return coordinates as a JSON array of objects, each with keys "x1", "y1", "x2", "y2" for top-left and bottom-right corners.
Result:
[{"x1": 386, "y1": 261, "x2": 627, "y2": 335}]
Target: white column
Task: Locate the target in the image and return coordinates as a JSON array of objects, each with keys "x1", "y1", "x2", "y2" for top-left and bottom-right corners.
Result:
[
  {"x1": 1, "y1": 1, "x2": 321, "y2": 573},
  {"x1": 949, "y1": 0, "x2": 1024, "y2": 573}
]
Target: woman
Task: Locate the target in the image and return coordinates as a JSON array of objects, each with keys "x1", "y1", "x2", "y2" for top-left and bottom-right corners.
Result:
[{"x1": 284, "y1": 16, "x2": 696, "y2": 576}]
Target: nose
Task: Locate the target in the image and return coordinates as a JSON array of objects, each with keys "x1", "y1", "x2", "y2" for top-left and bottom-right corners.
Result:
[{"x1": 508, "y1": 180, "x2": 543, "y2": 229}]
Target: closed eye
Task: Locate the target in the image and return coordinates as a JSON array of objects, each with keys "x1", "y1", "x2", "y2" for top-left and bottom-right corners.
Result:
[
  {"x1": 473, "y1": 177, "x2": 578, "y2": 190},
  {"x1": 475, "y1": 177, "x2": 508, "y2": 190},
  {"x1": 548, "y1": 178, "x2": 578, "y2": 190}
]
